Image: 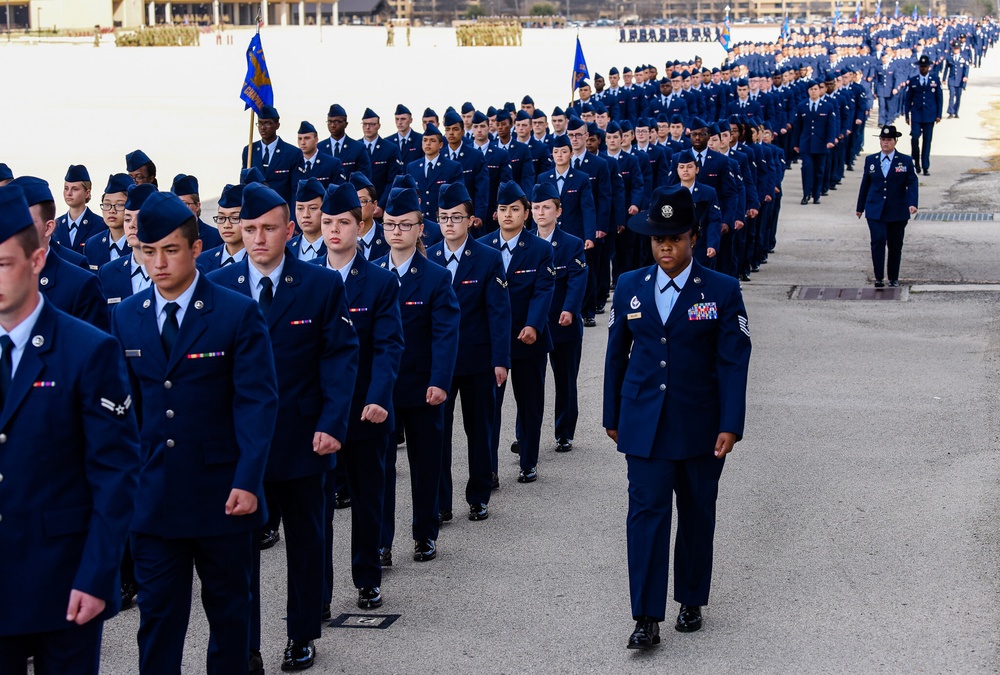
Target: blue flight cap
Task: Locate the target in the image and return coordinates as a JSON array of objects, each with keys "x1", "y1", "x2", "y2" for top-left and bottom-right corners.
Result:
[
  {"x1": 609, "y1": 66, "x2": 620, "y2": 76},
  {"x1": 656, "y1": 113, "x2": 670, "y2": 124},
  {"x1": 218, "y1": 184, "x2": 244, "y2": 209},
  {"x1": 675, "y1": 149, "x2": 697, "y2": 164},
  {"x1": 606, "y1": 121, "x2": 622, "y2": 135},
  {"x1": 587, "y1": 122, "x2": 603, "y2": 138},
  {"x1": 126, "y1": 149, "x2": 152, "y2": 172},
  {"x1": 439, "y1": 182, "x2": 471, "y2": 209},
  {"x1": 422, "y1": 107, "x2": 437, "y2": 119},
  {"x1": 9, "y1": 176, "x2": 52, "y2": 206},
  {"x1": 443, "y1": 109, "x2": 463, "y2": 128},
  {"x1": 521, "y1": 95, "x2": 534, "y2": 105},
  {"x1": 515, "y1": 110, "x2": 531, "y2": 122},
  {"x1": 594, "y1": 73, "x2": 603, "y2": 80},
  {"x1": 593, "y1": 102, "x2": 607, "y2": 115},
  {"x1": 497, "y1": 181, "x2": 526, "y2": 206},
  {"x1": 395, "y1": 104, "x2": 411, "y2": 116},
  {"x1": 0, "y1": 164, "x2": 12, "y2": 181},
  {"x1": 623, "y1": 67, "x2": 632, "y2": 74},
  {"x1": 0, "y1": 185, "x2": 34, "y2": 241},
  {"x1": 104, "y1": 173, "x2": 134, "y2": 195},
  {"x1": 137, "y1": 192, "x2": 194, "y2": 244},
  {"x1": 171, "y1": 174, "x2": 199, "y2": 197},
  {"x1": 735, "y1": 78, "x2": 749, "y2": 87},
  {"x1": 634, "y1": 118, "x2": 649, "y2": 129},
  {"x1": 298, "y1": 120, "x2": 318, "y2": 135},
  {"x1": 362, "y1": 107, "x2": 379, "y2": 120},
  {"x1": 619, "y1": 120, "x2": 633, "y2": 133},
  {"x1": 578, "y1": 79, "x2": 590, "y2": 88},
  {"x1": 321, "y1": 182, "x2": 361, "y2": 216},
  {"x1": 349, "y1": 171, "x2": 375, "y2": 192},
  {"x1": 124, "y1": 183, "x2": 157, "y2": 211},
  {"x1": 551, "y1": 136, "x2": 571, "y2": 149},
  {"x1": 65, "y1": 165, "x2": 90, "y2": 183},
  {"x1": 689, "y1": 117, "x2": 709, "y2": 131},
  {"x1": 241, "y1": 167, "x2": 266, "y2": 185},
  {"x1": 532, "y1": 109, "x2": 547, "y2": 119},
  {"x1": 487, "y1": 106, "x2": 498, "y2": 117},
  {"x1": 669, "y1": 114, "x2": 685, "y2": 125},
  {"x1": 552, "y1": 106, "x2": 566, "y2": 117},
  {"x1": 240, "y1": 182, "x2": 286, "y2": 220},
  {"x1": 580, "y1": 104, "x2": 595, "y2": 115},
  {"x1": 628, "y1": 185, "x2": 696, "y2": 237},
  {"x1": 503, "y1": 102, "x2": 516, "y2": 114},
  {"x1": 384, "y1": 187, "x2": 421, "y2": 216},
  {"x1": 471, "y1": 111, "x2": 488, "y2": 125},
  {"x1": 707, "y1": 122, "x2": 722, "y2": 136},
  {"x1": 391, "y1": 174, "x2": 418, "y2": 190},
  {"x1": 327, "y1": 104, "x2": 347, "y2": 118},
  {"x1": 712, "y1": 67, "x2": 721, "y2": 74},
  {"x1": 296, "y1": 178, "x2": 326, "y2": 203},
  {"x1": 566, "y1": 118, "x2": 586, "y2": 132},
  {"x1": 530, "y1": 182, "x2": 559, "y2": 203},
  {"x1": 423, "y1": 123, "x2": 443, "y2": 139},
  {"x1": 681, "y1": 70, "x2": 691, "y2": 78},
  {"x1": 461, "y1": 101, "x2": 475, "y2": 114},
  {"x1": 258, "y1": 105, "x2": 279, "y2": 120}
]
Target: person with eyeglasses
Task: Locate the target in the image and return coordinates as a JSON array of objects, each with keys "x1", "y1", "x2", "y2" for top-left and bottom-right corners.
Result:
[
  {"x1": 8, "y1": 176, "x2": 108, "y2": 332},
  {"x1": 487, "y1": 181, "x2": 555, "y2": 485},
  {"x1": 241, "y1": 105, "x2": 305, "y2": 206},
  {"x1": 429, "y1": 182, "x2": 510, "y2": 519},
  {"x1": 100, "y1": 183, "x2": 156, "y2": 315},
  {"x1": 375, "y1": 187, "x2": 460, "y2": 567},
  {"x1": 319, "y1": 104, "x2": 373, "y2": 180},
  {"x1": 83, "y1": 173, "x2": 135, "y2": 271},
  {"x1": 170, "y1": 174, "x2": 224, "y2": 249},
  {"x1": 313, "y1": 183, "x2": 403, "y2": 619},
  {"x1": 197, "y1": 184, "x2": 247, "y2": 273},
  {"x1": 352, "y1": 172, "x2": 389, "y2": 265},
  {"x1": 54, "y1": 164, "x2": 106, "y2": 257}
]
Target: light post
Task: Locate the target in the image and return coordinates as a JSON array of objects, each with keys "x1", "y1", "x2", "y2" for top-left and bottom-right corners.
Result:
[{"x1": 36, "y1": 5, "x2": 42, "y2": 36}]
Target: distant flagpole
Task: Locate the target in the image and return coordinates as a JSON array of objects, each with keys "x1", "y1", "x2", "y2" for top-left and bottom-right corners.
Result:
[
  {"x1": 570, "y1": 31, "x2": 589, "y2": 108},
  {"x1": 247, "y1": 12, "x2": 261, "y2": 170}
]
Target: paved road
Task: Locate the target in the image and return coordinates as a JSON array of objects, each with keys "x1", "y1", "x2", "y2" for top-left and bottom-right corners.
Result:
[{"x1": 79, "y1": 43, "x2": 1000, "y2": 675}]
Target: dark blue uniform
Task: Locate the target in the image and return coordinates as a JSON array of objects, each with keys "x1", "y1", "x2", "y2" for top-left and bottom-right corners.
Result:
[
  {"x1": 297, "y1": 152, "x2": 346, "y2": 190},
  {"x1": 0, "y1": 300, "x2": 139, "y2": 671},
  {"x1": 53, "y1": 207, "x2": 105, "y2": 255},
  {"x1": 428, "y1": 236, "x2": 511, "y2": 513},
  {"x1": 792, "y1": 99, "x2": 838, "y2": 202},
  {"x1": 904, "y1": 73, "x2": 943, "y2": 172},
  {"x1": 375, "y1": 253, "x2": 460, "y2": 550},
  {"x1": 196, "y1": 244, "x2": 245, "y2": 273},
  {"x1": 406, "y1": 156, "x2": 465, "y2": 223},
  {"x1": 40, "y1": 247, "x2": 109, "y2": 332},
  {"x1": 82, "y1": 229, "x2": 130, "y2": 271},
  {"x1": 364, "y1": 138, "x2": 403, "y2": 201},
  {"x1": 488, "y1": 229, "x2": 555, "y2": 475},
  {"x1": 384, "y1": 130, "x2": 424, "y2": 167},
  {"x1": 603, "y1": 260, "x2": 750, "y2": 622},
  {"x1": 535, "y1": 168, "x2": 597, "y2": 243},
  {"x1": 444, "y1": 145, "x2": 491, "y2": 224},
  {"x1": 318, "y1": 136, "x2": 372, "y2": 178},
  {"x1": 242, "y1": 138, "x2": 305, "y2": 204},
  {"x1": 856, "y1": 149, "x2": 919, "y2": 283},
  {"x1": 112, "y1": 274, "x2": 278, "y2": 675},
  {"x1": 944, "y1": 53, "x2": 969, "y2": 116}
]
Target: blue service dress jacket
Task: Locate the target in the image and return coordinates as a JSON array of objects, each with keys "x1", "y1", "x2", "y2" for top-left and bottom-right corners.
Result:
[
  {"x1": 0, "y1": 300, "x2": 139, "y2": 636},
  {"x1": 486, "y1": 229, "x2": 556, "y2": 360},
  {"x1": 545, "y1": 227, "x2": 588, "y2": 344},
  {"x1": 856, "y1": 152, "x2": 919, "y2": 222},
  {"x1": 242, "y1": 138, "x2": 305, "y2": 204},
  {"x1": 536, "y1": 169, "x2": 597, "y2": 243},
  {"x1": 603, "y1": 260, "x2": 751, "y2": 460},
  {"x1": 318, "y1": 135, "x2": 373, "y2": 178},
  {"x1": 112, "y1": 274, "x2": 278, "y2": 537},
  {"x1": 208, "y1": 256, "x2": 359, "y2": 480},
  {"x1": 53, "y1": 207, "x2": 105, "y2": 255},
  {"x1": 40, "y1": 246, "x2": 109, "y2": 332}
]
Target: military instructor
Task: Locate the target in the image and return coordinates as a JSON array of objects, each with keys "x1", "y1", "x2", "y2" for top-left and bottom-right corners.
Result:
[{"x1": 603, "y1": 185, "x2": 751, "y2": 651}]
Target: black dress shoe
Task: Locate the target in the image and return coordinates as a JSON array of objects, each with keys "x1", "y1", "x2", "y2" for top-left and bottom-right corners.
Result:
[
  {"x1": 740, "y1": 273, "x2": 751, "y2": 282},
  {"x1": 820, "y1": 190, "x2": 828, "y2": 197},
  {"x1": 468, "y1": 503, "x2": 489, "y2": 521},
  {"x1": 510, "y1": 440, "x2": 520, "y2": 455},
  {"x1": 800, "y1": 196, "x2": 809, "y2": 205},
  {"x1": 249, "y1": 649, "x2": 265, "y2": 675},
  {"x1": 413, "y1": 539, "x2": 436, "y2": 562},
  {"x1": 583, "y1": 317, "x2": 597, "y2": 327},
  {"x1": 258, "y1": 528, "x2": 280, "y2": 550},
  {"x1": 627, "y1": 618, "x2": 661, "y2": 650},
  {"x1": 923, "y1": 169, "x2": 929, "y2": 176},
  {"x1": 595, "y1": 305, "x2": 606, "y2": 314},
  {"x1": 357, "y1": 586, "x2": 382, "y2": 609},
  {"x1": 321, "y1": 604, "x2": 332, "y2": 622},
  {"x1": 281, "y1": 639, "x2": 315, "y2": 671},
  {"x1": 396, "y1": 430, "x2": 406, "y2": 445},
  {"x1": 555, "y1": 439, "x2": 573, "y2": 453},
  {"x1": 750, "y1": 265, "x2": 760, "y2": 273},
  {"x1": 120, "y1": 582, "x2": 138, "y2": 609},
  {"x1": 334, "y1": 492, "x2": 351, "y2": 509},
  {"x1": 847, "y1": 164, "x2": 854, "y2": 171},
  {"x1": 378, "y1": 546, "x2": 393, "y2": 567},
  {"x1": 813, "y1": 197, "x2": 821, "y2": 204},
  {"x1": 491, "y1": 472, "x2": 500, "y2": 490},
  {"x1": 829, "y1": 184, "x2": 837, "y2": 191},
  {"x1": 675, "y1": 604, "x2": 703, "y2": 632},
  {"x1": 888, "y1": 280, "x2": 899, "y2": 288},
  {"x1": 440, "y1": 509, "x2": 453, "y2": 522},
  {"x1": 517, "y1": 467, "x2": 537, "y2": 483},
  {"x1": 874, "y1": 280, "x2": 885, "y2": 288}
]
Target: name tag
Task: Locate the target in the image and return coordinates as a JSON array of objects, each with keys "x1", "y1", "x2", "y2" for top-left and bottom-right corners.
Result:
[
  {"x1": 107, "y1": 297, "x2": 122, "y2": 305},
  {"x1": 627, "y1": 312, "x2": 642, "y2": 320},
  {"x1": 125, "y1": 349, "x2": 142, "y2": 358},
  {"x1": 688, "y1": 302, "x2": 718, "y2": 320}
]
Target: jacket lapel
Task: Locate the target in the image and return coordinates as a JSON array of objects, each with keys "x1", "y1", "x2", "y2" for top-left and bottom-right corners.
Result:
[
  {"x1": 397, "y1": 254, "x2": 423, "y2": 302},
  {"x1": 346, "y1": 255, "x2": 366, "y2": 307},
  {"x1": 0, "y1": 302, "x2": 55, "y2": 430},
  {"x1": 267, "y1": 256, "x2": 299, "y2": 328},
  {"x1": 39, "y1": 248, "x2": 60, "y2": 292},
  {"x1": 665, "y1": 261, "x2": 706, "y2": 329},
  {"x1": 165, "y1": 276, "x2": 212, "y2": 373}
]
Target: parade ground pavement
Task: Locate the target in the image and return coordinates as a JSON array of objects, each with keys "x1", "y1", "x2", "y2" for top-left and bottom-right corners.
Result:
[{"x1": 4, "y1": 26, "x2": 999, "y2": 674}]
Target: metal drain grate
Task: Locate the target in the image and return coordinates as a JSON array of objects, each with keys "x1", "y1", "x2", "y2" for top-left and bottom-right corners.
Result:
[
  {"x1": 796, "y1": 287, "x2": 901, "y2": 300},
  {"x1": 913, "y1": 212, "x2": 994, "y2": 222}
]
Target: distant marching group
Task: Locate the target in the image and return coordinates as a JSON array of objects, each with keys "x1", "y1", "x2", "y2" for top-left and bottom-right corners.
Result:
[{"x1": 0, "y1": 12, "x2": 995, "y2": 675}]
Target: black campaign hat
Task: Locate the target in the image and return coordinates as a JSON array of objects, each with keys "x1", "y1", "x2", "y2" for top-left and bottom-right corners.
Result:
[
  {"x1": 876, "y1": 124, "x2": 903, "y2": 139},
  {"x1": 627, "y1": 185, "x2": 696, "y2": 237}
]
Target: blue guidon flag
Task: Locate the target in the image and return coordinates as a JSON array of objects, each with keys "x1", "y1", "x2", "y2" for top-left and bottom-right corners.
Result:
[
  {"x1": 240, "y1": 33, "x2": 273, "y2": 115},
  {"x1": 571, "y1": 36, "x2": 589, "y2": 92},
  {"x1": 718, "y1": 18, "x2": 731, "y2": 52}
]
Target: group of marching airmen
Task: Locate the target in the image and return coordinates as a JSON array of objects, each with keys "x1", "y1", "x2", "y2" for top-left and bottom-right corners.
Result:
[
  {"x1": 456, "y1": 21, "x2": 524, "y2": 47},
  {"x1": 0, "y1": 12, "x2": 995, "y2": 675}
]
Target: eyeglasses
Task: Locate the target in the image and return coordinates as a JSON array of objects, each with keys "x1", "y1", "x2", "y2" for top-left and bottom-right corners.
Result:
[
  {"x1": 100, "y1": 204, "x2": 126, "y2": 212},
  {"x1": 382, "y1": 222, "x2": 417, "y2": 231},
  {"x1": 213, "y1": 215, "x2": 242, "y2": 225},
  {"x1": 437, "y1": 215, "x2": 469, "y2": 224},
  {"x1": 358, "y1": 198, "x2": 373, "y2": 206}
]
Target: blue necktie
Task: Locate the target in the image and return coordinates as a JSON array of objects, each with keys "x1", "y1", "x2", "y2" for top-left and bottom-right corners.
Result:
[{"x1": 160, "y1": 302, "x2": 180, "y2": 356}]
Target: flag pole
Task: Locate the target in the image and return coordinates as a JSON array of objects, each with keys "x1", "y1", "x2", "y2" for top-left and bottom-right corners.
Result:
[
  {"x1": 247, "y1": 8, "x2": 262, "y2": 171},
  {"x1": 569, "y1": 28, "x2": 579, "y2": 109}
]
